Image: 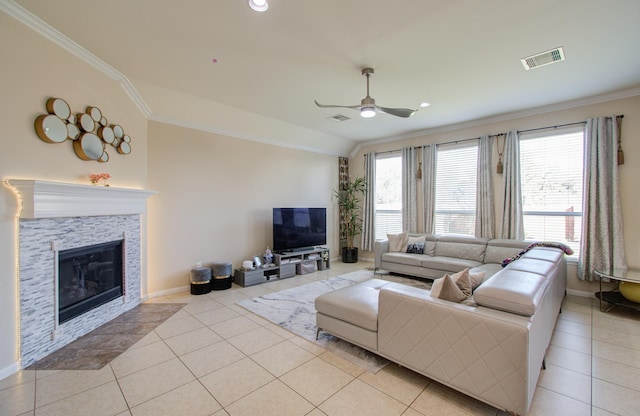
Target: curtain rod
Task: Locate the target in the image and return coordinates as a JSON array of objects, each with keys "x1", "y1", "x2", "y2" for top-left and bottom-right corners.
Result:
[
  {"x1": 517, "y1": 114, "x2": 623, "y2": 135},
  {"x1": 372, "y1": 115, "x2": 624, "y2": 157}
]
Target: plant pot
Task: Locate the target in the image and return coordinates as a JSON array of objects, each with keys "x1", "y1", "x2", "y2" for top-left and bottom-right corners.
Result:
[{"x1": 342, "y1": 247, "x2": 358, "y2": 263}]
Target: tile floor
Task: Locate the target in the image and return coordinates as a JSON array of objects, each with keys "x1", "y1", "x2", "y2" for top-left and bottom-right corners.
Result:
[{"x1": 1, "y1": 262, "x2": 639, "y2": 416}]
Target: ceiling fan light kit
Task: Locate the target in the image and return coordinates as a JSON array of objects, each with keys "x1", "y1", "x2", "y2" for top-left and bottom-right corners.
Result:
[
  {"x1": 315, "y1": 67, "x2": 422, "y2": 119},
  {"x1": 248, "y1": 0, "x2": 268, "y2": 12}
]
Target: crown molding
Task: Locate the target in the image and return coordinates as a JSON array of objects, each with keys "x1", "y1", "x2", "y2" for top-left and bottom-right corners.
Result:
[{"x1": 0, "y1": 0, "x2": 151, "y2": 117}]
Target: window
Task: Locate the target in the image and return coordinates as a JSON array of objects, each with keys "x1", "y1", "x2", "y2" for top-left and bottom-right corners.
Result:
[
  {"x1": 434, "y1": 143, "x2": 478, "y2": 236},
  {"x1": 520, "y1": 127, "x2": 584, "y2": 256},
  {"x1": 375, "y1": 154, "x2": 402, "y2": 240}
]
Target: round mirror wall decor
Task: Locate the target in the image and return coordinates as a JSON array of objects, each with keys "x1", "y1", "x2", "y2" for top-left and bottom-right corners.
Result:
[{"x1": 34, "y1": 97, "x2": 133, "y2": 162}]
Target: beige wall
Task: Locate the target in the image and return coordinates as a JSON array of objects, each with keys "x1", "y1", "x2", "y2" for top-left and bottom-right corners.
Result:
[
  {"x1": 352, "y1": 95, "x2": 640, "y2": 294},
  {"x1": 146, "y1": 121, "x2": 338, "y2": 295},
  {"x1": 0, "y1": 14, "x2": 148, "y2": 375}
]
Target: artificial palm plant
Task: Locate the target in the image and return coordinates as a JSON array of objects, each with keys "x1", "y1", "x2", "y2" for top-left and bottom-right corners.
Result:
[{"x1": 334, "y1": 176, "x2": 366, "y2": 262}]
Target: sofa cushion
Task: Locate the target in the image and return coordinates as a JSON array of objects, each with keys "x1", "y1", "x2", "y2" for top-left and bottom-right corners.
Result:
[
  {"x1": 382, "y1": 252, "x2": 430, "y2": 267},
  {"x1": 420, "y1": 256, "x2": 482, "y2": 273},
  {"x1": 388, "y1": 232, "x2": 408, "y2": 252},
  {"x1": 483, "y1": 239, "x2": 531, "y2": 264},
  {"x1": 314, "y1": 279, "x2": 393, "y2": 331},
  {"x1": 434, "y1": 236, "x2": 488, "y2": 262},
  {"x1": 473, "y1": 270, "x2": 547, "y2": 316},
  {"x1": 430, "y1": 274, "x2": 467, "y2": 302},
  {"x1": 507, "y1": 258, "x2": 556, "y2": 277},
  {"x1": 521, "y1": 247, "x2": 564, "y2": 263}
]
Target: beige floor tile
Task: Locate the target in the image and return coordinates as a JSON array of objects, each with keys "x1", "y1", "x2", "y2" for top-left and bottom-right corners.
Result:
[
  {"x1": 0, "y1": 370, "x2": 35, "y2": 390},
  {"x1": 358, "y1": 364, "x2": 429, "y2": 406},
  {"x1": 225, "y1": 379, "x2": 313, "y2": 416},
  {"x1": 35, "y1": 365, "x2": 115, "y2": 407},
  {"x1": 318, "y1": 351, "x2": 365, "y2": 377},
  {"x1": 180, "y1": 340, "x2": 246, "y2": 378},
  {"x1": 213, "y1": 291, "x2": 252, "y2": 307},
  {"x1": 593, "y1": 356, "x2": 640, "y2": 391},
  {"x1": 118, "y1": 358, "x2": 195, "y2": 408},
  {"x1": 264, "y1": 322, "x2": 297, "y2": 339},
  {"x1": 280, "y1": 357, "x2": 354, "y2": 405},
  {"x1": 593, "y1": 325, "x2": 640, "y2": 350},
  {"x1": 410, "y1": 381, "x2": 496, "y2": 416},
  {"x1": 557, "y1": 309, "x2": 592, "y2": 326},
  {"x1": 250, "y1": 339, "x2": 315, "y2": 377},
  {"x1": 209, "y1": 315, "x2": 260, "y2": 339},
  {"x1": 110, "y1": 340, "x2": 177, "y2": 378},
  {"x1": 0, "y1": 380, "x2": 35, "y2": 416},
  {"x1": 545, "y1": 344, "x2": 591, "y2": 376},
  {"x1": 554, "y1": 318, "x2": 592, "y2": 338},
  {"x1": 591, "y1": 406, "x2": 621, "y2": 416},
  {"x1": 181, "y1": 298, "x2": 225, "y2": 315},
  {"x1": 537, "y1": 363, "x2": 591, "y2": 404},
  {"x1": 211, "y1": 409, "x2": 230, "y2": 416},
  {"x1": 153, "y1": 314, "x2": 205, "y2": 339},
  {"x1": 592, "y1": 378, "x2": 640, "y2": 416},
  {"x1": 593, "y1": 340, "x2": 640, "y2": 368},
  {"x1": 593, "y1": 312, "x2": 640, "y2": 336},
  {"x1": 164, "y1": 326, "x2": 223, "y2": 356},
  {"x1": 550, "y1": 330, "x2": 591, "y2": 355},
  {"x1": 401, "y1": 408, "x2": 425, "y2": 416},
  {"x1": 34, "y1": 381, "x2": 127, "y2": 416},
  {"x1": 319, "y1": 379, "x2": 406, "y2": 416},
  {"x1": 129, "y1": 380, "x2": 221, "y2": 416},
  {"x1": 527, "y1": 387, "x2": 591, "y2": 416},
  {"x1": 288, "y1": 336, "x2": 327, "y2": 356},
  {"x1": 306, "y1": 409, "x2": 329, "y2": 416},
  {"x1": 192, "y1": 306, "x2": 241, "y2": 326},
  {"x1": 227, "y1": 326, "x2": 286, "y2": 355},
  {"x1": 127, "y1": 330, "x2": 162, "y2": 351},
  {"x1": 199, "y1": 357, "x2": 274, "y2": 407}
]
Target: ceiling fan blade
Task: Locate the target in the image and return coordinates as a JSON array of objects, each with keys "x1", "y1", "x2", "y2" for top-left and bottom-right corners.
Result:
[
  {"x1": 314, "y1": 100, "x2": 361, "y2": 110},
  {"x1": 377, "y1": 106, "x2": 418, "y2": 118}
]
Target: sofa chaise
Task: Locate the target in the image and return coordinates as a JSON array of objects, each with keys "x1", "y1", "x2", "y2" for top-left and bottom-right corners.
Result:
[{"x1": 315, "y1": 234, "x2": 567, "y2": 416}]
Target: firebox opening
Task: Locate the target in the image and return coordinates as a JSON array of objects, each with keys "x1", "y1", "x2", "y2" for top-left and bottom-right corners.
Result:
[{"x1": 58, "y1": 240, "x2": 124, "y2": 324}]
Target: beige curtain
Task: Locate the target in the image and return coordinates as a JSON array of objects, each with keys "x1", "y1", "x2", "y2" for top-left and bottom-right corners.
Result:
[
  {"x1": 475, "y1": 134, "x2": 495, "y2": 238},
  {"x1": 499, "y1": 130, "x2": 524, "y2": 239},
  {"x1": 402, "y1": 147, "x2": 418, "y2": 233},
  {"x1": 578, "y1": 116, "x2": 627, "y2": 281}
]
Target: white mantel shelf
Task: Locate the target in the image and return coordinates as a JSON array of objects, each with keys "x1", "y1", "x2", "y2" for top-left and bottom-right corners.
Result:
[{"x1": 5, "y1": 179, "x2": 157, "y2": 219}]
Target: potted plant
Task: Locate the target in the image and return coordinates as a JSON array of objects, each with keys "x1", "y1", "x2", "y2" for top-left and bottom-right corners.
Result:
[{"x1": 334, "y1": 176, "x2": 366, "y2": 263}]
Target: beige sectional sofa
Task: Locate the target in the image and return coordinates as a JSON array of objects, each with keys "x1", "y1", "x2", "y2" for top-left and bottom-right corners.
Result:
[{"x1": 316, "y1": 234, "x2": 567, "y2": 416}]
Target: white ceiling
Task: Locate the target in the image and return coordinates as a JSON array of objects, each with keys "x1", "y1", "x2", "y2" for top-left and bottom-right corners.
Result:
[{"x1": 7, "y1": 0, "x2": 640, "y2": 155}]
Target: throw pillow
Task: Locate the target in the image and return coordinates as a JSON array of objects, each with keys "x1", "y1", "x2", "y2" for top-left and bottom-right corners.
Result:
[
  {"x1": 387, "y1": 232, "x2": 408, "y2": 252},
  {"x1": 405, "y1": 235, "x2": 426, "y2": 254},
  {"x1": 430, "y1": 274, "x2": 467, "y2": 303},
  {"x1": 450, "y1": 268, "x2": 486, "y2": 294}
]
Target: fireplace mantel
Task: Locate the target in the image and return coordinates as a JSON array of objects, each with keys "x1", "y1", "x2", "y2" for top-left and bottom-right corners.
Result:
[{"x1": 5, "y1": 179, "x2": 157, "y2": 218}]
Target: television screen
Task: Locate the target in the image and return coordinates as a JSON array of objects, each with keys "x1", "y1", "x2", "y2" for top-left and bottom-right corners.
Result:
[{"x1": 273, "y1": 208, "x2": 326, "y2": 252}]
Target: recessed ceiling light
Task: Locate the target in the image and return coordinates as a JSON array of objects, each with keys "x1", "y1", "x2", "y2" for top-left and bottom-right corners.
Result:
[
  {"x1": 248, "y1": 0, "x2": 268, "y2": 12},
  {"x1": 420, "y1": 102, "x2": 431, "y2": 108}
]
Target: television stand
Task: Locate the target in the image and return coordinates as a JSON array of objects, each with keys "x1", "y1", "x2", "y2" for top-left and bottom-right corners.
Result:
[{"x1": 233, "y1": 247, "x2": 330, "y2": 287}]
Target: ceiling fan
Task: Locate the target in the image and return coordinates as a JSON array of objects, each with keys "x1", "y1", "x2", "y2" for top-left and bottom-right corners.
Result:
[{"x1": 314, "y1": 67, "x2": 422, "y2": 119}]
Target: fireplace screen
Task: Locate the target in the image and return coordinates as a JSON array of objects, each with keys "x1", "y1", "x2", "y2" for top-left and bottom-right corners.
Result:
[{"x1": 58, "y1": 240, "x2": 124, "y2": 324}]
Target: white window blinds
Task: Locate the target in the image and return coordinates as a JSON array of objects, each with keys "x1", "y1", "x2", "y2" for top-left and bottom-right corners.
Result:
[
  {"x1": 434, "y1": 143, "x2": 478, "y2": 236},
  {"x1": 520, "y1": 127, "x2": 584, "y2": 256}
]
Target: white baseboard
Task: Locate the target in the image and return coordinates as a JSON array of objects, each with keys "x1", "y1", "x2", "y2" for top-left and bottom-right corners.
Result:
[
  {"x1": 0, "y1": 361, "x2": 20, "y2": 382},
  {"x1": 147, "y1": 285, "x2": 190, "y2": 299}
]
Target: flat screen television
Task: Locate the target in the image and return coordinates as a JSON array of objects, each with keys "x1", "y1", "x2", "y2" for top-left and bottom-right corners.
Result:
[{"x1": 273, "y1": 208, "x2": 326, "y2": 252}]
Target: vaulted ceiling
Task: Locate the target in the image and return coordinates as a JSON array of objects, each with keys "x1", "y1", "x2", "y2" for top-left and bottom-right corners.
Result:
[{"x1": 7, "y1": 0, "x2": 640, "y2": 155}]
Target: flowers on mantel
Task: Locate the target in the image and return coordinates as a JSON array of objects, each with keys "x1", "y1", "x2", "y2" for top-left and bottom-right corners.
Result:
[{"x1": 89, "y1": 173, "x2": 111, "y2": 186}]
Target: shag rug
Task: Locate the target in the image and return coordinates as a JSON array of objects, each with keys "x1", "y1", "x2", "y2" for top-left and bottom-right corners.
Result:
[{"x1": 237, "y1": 269, "x2": 431, "y2": 373}]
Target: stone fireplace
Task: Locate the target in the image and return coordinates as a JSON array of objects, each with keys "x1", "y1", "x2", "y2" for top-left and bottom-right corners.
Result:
[{"x1": 6, "y1": 180, "x2": 156, "y2": 368}]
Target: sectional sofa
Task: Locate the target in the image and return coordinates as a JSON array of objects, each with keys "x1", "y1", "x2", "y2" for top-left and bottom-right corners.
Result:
[{"x1": 315, "y1": 234, "x2": 568, "y2": 415}]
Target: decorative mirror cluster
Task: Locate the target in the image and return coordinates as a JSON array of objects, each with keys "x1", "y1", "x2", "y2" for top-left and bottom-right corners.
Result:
[{"x1": 34, "y1": 97, "x2": 132, "y2": 162}]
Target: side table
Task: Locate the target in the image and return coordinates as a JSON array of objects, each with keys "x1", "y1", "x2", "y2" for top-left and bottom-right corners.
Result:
[{"x1": 594, "y1": 268, "x2": 640, "y2": 312}]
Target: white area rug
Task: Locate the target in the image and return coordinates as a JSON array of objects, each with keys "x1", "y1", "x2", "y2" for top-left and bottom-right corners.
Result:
[{"x1": 237, "y1": 269, "x2": 431, "y2": 373}]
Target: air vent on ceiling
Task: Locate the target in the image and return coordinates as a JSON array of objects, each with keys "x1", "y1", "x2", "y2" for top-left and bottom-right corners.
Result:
[
  {"x1": 521, "y1": 47, "x2": 565, "y2": 70},
  {"x1": 328, "y1": 114, "x2": 351, "y2": 122}
]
